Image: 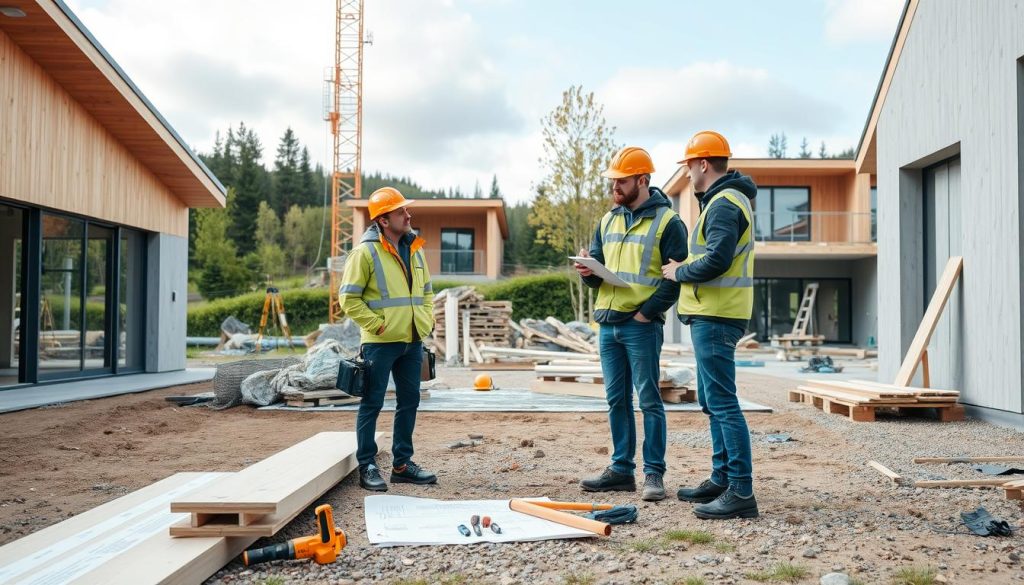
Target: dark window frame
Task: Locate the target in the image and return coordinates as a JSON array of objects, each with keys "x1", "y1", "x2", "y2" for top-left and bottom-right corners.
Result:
[
  {"x1": 750, "y1": 276, "x2": 853, "y2": 344},
  {"x1": 753, "y1": 186, "x2": 812, "y2": 242},
  {"x1": 440, "y1": 228, "x2": 476, "y2": 274}
]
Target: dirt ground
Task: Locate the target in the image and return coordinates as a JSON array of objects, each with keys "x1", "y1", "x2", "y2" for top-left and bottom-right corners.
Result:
[{"x1": 2, "y1": 366, "x2": 1024, "y2": 584}]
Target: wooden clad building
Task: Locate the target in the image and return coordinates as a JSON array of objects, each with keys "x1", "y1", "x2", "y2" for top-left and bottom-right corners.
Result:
[{"x1": 0, "y1": 0, "x2": 225, "y2": 388}]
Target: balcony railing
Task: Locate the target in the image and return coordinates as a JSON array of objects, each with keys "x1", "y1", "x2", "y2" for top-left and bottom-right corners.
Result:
[
  {"x1": 753, "y1": 211, "x2": 876, "y2": 244},
  {"x1": 419, "y1": 248, "x2": 487, "y2": 275}
]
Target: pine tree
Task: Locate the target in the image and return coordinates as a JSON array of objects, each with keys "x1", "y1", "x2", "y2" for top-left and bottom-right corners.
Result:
[
  {"x1": 798, "y1": 137, "x2": 812, "y2": 159},
  {"x1": 229, "y1": 123, "x2": 270, "y2": 256},
  {"x1": 272, "y1": 128, "x2": 303, "y2": 216},
  {"x1": 818, "y1": 141, "x2": 828, "y2": 158},
  {"x1": 489, "y1": 175, "x2": 502, "y2": 199},
  {"x1": 472, "y1": 180, "x2": 483, "y2": 199}
]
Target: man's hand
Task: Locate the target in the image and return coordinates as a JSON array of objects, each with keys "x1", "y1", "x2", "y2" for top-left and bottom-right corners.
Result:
[
  {"x1": 661, "y1": 258, "x2": 685, "y2": 282},
  {"x1": 573, "y1": 248, "x2": 594, "y2": 277},
  {"x1": 633, "y1": 312, "x2": 651, "y2": 323}
]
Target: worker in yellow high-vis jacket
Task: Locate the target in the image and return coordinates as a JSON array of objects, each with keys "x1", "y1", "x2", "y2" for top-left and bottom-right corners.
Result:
[
  {"x1": 575, "y1": 146, "x2": 688, "y2": 502},
  {"x1": 662, "y1": 131, "x2": 758, "y2": 519},
  {"x1": 338, "y1": 186, "x2": 437, "y2": 492}
]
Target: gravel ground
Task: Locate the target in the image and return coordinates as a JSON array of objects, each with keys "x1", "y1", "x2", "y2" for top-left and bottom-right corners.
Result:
[{"x1": 199, "y1": 369, "x2": 1024, "y2": 585}]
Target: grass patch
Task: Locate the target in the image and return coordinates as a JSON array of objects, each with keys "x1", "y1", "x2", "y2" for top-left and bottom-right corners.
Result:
[
  {"x1": 562, "y1": 572, "x2": 595, "y2": 585},
  {"x1": 714, "y1": 542, "x2": 736, "y2": 553},
  {"x1": 891, "y1": 566, "x2": 937, "y2": 585},
  {"x1": 743, "y1": 563, "x2": 809, "y2": 583},
  {"x1": 629, "y1": 537, "x2": 663, "y2": 552},
  {"x1": 664, "y1": 529, "x2": 715, "y2": 545},
  {"x1": 391, "y1": 580, "x2": 429, "y2": 585},
  {"x1": 261, "y1": 578, "x2": 285, "y2": 585}
]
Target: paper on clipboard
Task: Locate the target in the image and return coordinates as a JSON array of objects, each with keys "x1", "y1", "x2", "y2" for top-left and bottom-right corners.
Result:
[{"x1": 569, "y1": 256, "x2": 630, "y2": 287}]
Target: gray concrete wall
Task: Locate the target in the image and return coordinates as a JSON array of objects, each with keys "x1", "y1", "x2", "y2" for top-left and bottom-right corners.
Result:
[
  {"x1": 145, "y1": 233, "x2": 187, "y2": 373},
  {"x1": 876, "y1": 0, "x2": 1024, "y2": 412}
]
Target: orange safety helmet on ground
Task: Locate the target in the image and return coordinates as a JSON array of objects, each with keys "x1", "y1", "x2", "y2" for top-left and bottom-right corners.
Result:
[
  {"x1": 678, "y1": 131, "x2": 732, "y2": 163},
  {"x1": 368, "y1": 187, "x2": 414, "y2": 220},
  {"x1": 473, "y1": 374, "x2": 495, "y2": 391},
  {"x1": 601, "y1": 146, "x2": 655, "y2": 179}
]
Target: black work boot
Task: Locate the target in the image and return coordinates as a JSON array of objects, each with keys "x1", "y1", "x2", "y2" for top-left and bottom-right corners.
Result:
[
  {"x1": 677, "y1": 478, "x2": 727, "y2": 503},
  {"x1": 692, "y1": 488, "x2": 759, "y2": 519},
  {"x1": 359, "y1": 463, "x2": 388, "y2": 492},
  {"x1": 580, "y1": 467, "x2": 636, "y2": 492},
  {"x1": 641, "y1": 473, "x2": 666, "y2": 501},
  {"x1": 391, "y1": 462, "x2": 438, "y2": 485}
]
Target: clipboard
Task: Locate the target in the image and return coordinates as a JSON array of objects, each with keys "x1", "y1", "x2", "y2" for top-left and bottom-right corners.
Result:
[{"x1": 569, "y1": 256, "x2": 630, "y2": 287}]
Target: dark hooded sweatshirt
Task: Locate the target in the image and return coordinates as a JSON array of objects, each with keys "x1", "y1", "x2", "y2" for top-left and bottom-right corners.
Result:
[
  {"x1": 581, "y1": 187, "x2": 688, "y2": 323},
  {"x1": 674, "y1": 171, "x2": 757, "y2": 331}
]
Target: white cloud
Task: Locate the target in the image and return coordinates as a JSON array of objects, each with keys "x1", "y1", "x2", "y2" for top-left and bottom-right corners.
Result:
[
  {"x1": 824, "y1": 0, "x2": 904, "y2": 44},
  {"x1": 599, "y1": 61, "x2": 843, "y2": 143}
]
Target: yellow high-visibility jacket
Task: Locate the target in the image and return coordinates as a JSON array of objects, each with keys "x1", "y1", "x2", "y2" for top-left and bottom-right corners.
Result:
[{"x1": 338, "y1": 225, "x2": 434, "y2": 343}]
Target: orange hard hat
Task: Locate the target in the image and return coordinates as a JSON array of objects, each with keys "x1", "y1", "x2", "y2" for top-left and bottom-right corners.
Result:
[
  {"x1": 678, "y1": 131, "x2": 732, "y2": 163},
  {"x1": 368, "y1": 187, "x2": 414, "y2": 220},
  {"x1": 473, "y1": 374, "x2": 494, "y2": 391},
  {"x1": 601, "y1": 146, "x2": 655, "y2": 179}
]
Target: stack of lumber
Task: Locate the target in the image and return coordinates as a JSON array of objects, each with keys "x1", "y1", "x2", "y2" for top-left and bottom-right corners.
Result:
[
  {"x1": 170, "y1": 431, "x2": 370, "y2": 537},
  {"x1": 0, "y1": 431, "x2": 370, "y2": 584},
  {"x1": 476, "y1": 345, "x2": 597, "y2": 370},
  {"x1": 432, "y1": 287, "x2": 513, "y2": 358},
  {"x1": 517, "y1": 317, "x2": 597, "y2": 354},
  {"x1": 530, "y1": 363, "x2": 696, "y2": 403},
  {"x1": 790, "y1": 379, "x2": 962, "y2": 422}
]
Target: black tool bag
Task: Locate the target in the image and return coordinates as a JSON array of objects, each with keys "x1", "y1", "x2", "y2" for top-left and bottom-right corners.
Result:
[
  {"x1": 336, "y1": 354, "x2": 368, "y2": 397},
  {"x1": 421, "y1": 347, "x2": 436, "y2": 381}
]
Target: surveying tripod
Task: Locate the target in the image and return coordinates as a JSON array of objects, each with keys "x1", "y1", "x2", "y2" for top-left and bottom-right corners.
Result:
[{"x1": 255, "y1": 286, "x2": 294, "y2": 352}]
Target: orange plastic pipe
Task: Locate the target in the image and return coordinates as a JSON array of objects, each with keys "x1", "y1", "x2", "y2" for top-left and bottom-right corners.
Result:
[
  {"x1": 525, "y1": 501, "x2": 614, "y2": 512},
  {"x1": 509, "y1": 499, "x2": 611, "y2": 536}
]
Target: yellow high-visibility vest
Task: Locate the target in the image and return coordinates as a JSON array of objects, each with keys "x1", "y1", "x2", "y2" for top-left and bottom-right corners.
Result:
[
  {"x1": 677, "y1": 189, "x2": 755, "y2": 320},
  {"x1": 338, "y1": 234, "x2": 435, "y2": 343},
  {"x1": 594, "y1": 206, "x2": 678, "y2": 315}
]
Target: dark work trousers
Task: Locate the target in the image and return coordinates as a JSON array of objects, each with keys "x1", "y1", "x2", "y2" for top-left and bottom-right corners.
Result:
[{"x1": 356, "y1": 341, "x2": 423, "y2": 468}]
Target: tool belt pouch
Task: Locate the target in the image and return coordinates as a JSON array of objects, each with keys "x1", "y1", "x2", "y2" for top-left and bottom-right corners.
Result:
[
  {"x1": 421, "y1": 347, "x2": 436, "y2": 381},
  {"x1": 336, "y1": 354, "x2": 368, "y2": 398}
]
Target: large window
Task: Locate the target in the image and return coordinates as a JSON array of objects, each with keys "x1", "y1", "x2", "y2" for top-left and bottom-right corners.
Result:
[
  {"x1": 0, "y1": 202, "x2": 148, "y2": 388},
  {"x1": 870, "y1": 186, "x2": 878, "y2": 241},
  {"x1": 440, "y1": 228, "x2": 475, "y2": 274},
  {"x1": 749, "y1": 277, "x2": 852, "y2": 343},
  {"x1": 753, "y1": 187, "x2": 811, "y2": 241}
]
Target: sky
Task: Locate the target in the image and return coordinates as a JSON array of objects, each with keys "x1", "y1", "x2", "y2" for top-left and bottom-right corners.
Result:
[{"x1": 66, "y1": 0, "x2": 904, "y2": 204}]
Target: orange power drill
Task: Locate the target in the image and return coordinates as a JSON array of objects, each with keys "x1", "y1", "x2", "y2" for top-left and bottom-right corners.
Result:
[{"x1": 242, "y1": 504, "x2": 347, "y2": 566}]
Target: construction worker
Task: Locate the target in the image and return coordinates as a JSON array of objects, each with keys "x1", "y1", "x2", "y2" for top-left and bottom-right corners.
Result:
[
  {"x1": 574, "y1": 146, "x2": 688, "y2": 501},
  {"x1": 338, "y1": 186, "x2": 437, "y2": 491},
  {"x1": 662, "y1": 131, "x2": 759, "y2": 519}
]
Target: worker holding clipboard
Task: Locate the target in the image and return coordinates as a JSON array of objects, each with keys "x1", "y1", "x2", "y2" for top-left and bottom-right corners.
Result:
[{"x1": 573, "y1": 146, "x2": 688, "y2": 502}]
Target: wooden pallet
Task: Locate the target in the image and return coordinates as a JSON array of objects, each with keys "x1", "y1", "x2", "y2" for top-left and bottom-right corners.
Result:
[
  {"x1": 1002, "y1": 479, "x2": 1024, "y2": 500},
  {"x1": 789, "y1": 388, "x2": 964, "y2": 422},
  {"x1": 169, "y1": 432, "x2": 371, "y2": 537}
]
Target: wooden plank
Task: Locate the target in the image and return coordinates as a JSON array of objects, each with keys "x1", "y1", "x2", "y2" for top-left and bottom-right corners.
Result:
[
  {"x1": 530, "y1": 380, "x2": 605, "y2": 399},
  {"x1": 913, "y1": 478, "x2": 1013, "y2": 488},
  {"x1": 0, "y1": 472, "x2": 253, "y2": 585},
  {"x1": 867, "y1": 461, "x2": 903, "y2": 484},
  {"x1": 914, "y1": 456, "x2": 1024, "y2": 464},
  {"x1": 894, "y1": 256, "x2": 964, "y2": 386},
  {"x1": 479, "y1": 346, "x2": 598, "y2": 360},
  {"x1": 170, "y1": 432, "x2": 368, "y2": 537}
]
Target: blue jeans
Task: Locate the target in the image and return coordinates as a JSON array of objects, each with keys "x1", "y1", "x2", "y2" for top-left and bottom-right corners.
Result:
[
  {"x1": 599, "y1": 319, "x2": 666, "y2": 476},
  {"x1": 356, "y1": 341, "x2": 423, "y2": 468},
  {"x1": 690, "y1": 319, "x2": 753, "y2": 496}
]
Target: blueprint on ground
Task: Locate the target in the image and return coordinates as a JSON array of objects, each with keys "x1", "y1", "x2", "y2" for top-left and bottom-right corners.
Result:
[{"x1": 364, "y1": 495, "x2": 593, "y2": 546}]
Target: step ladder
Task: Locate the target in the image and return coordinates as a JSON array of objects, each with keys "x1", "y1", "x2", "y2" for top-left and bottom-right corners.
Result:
[{"x1": 790, "y1": 283, "x2": 819, "y2": 337}]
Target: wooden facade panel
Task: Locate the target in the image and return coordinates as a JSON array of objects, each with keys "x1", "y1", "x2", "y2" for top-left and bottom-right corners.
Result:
[{"x1": 0, "y1": 29, "x2": 187, "y2": 235}]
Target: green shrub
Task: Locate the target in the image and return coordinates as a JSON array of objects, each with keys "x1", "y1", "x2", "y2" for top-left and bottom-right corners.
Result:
[
  {"x1": 479, "y1": 272, "x2": 575, "y2": 322},
  {"x1": 187, "y1": 288, "x2": 331, "y2": 336},
  {"x1": 42, "y1": 297, "x2": 106, "y2": 331}
]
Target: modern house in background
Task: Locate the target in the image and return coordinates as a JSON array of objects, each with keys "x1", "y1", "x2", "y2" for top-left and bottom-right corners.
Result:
[
  {"x1": 0, "y1": 0, "x2": 225, "y2": 389},
  {"x1": 663, "y1": 159, "x2": 878, "y2": 347},
  {"x1": 862, "y1": 0, "x2": 1024, "y2": 424},
  {"x1": 346, "y1": 198, "x2": 509, "y2": 280}
]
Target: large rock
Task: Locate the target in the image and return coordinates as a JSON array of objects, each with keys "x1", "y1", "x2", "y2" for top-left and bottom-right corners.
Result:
[{"x1": 820, "y1": 573, "x2": 851, "y2": 585}]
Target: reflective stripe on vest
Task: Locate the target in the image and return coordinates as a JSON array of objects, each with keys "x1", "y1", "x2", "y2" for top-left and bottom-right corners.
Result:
[
  {"x1": 364, "y1": 244, "x2": 425, "y2": 309},
  {"x1": 678, "y1": 189, "x2": 755, "y2": 319},
  {"x1": 594, "y1": 205, "x2": 677, "y2": 314}
]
